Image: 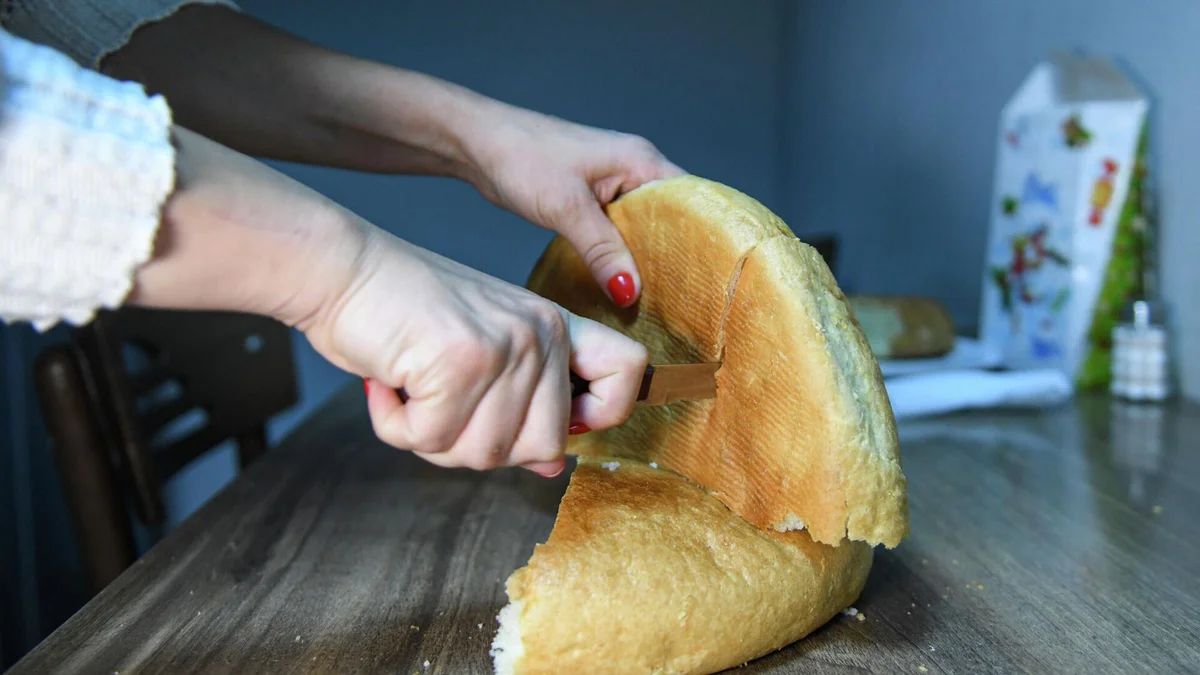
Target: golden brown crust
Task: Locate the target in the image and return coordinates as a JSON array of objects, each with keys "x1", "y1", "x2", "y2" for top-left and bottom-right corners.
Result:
[
  {"x1": 847, "y1": 294, "x2": 956, "y2": 359},
  {"x1": 502, "y1": 458, "x2": 873, "y2": 675},
  {"x1": 527, "y1": 176, "x2": 908, "y2": 547}
]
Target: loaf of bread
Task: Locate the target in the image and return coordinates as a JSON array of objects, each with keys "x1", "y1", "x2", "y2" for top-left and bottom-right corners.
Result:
[
  {"x1": 491, "y1": 457, "x2": 874, "y2": 675},
  {"x1": 495, "y1": 176, "x2": 908, "y2": 674},
  {"x1": 847, "y1": 294, "x2": 956, "y2": 359},
  {"x1": 527, "y1": 176, "x2": 908, "y2": 548}
]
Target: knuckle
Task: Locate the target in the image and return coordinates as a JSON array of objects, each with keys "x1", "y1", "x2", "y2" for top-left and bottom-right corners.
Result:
[
  {"x1": 507, "y1": 319, "x2": 540, "y2": 358},
  {"x1": 534, "y1": 303, "x2": 569, "y2": 347},
  {"x1": 450, "y1": 335, "x2": 503, "y2": 380},
  {"x1": 407, "y1": 419, "x2": 455, "y2": 455},
  {"x1": 580, "y1": 239, "x2": 625, "y2": 270},
  {"x1": 623, "y1": 134, "x2": 658, "y2": 157},
  {"x1": 516, "y1": 422, "x2": 568, "y2": 465},
  {"x1": 467, "y1": 445, "x2": 509, "y2": 471},
  {"x1": 626, "y1": 340, "x2": 650, "y2": 369}
]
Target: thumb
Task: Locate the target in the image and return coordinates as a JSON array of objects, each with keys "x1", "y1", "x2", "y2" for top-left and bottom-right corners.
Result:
[
  {"x1": 558, "y1": 309, "x2": 648, "y2": 431},
  {"x1": 555, "y1": 195, "x2": 641, "y2": 308}
]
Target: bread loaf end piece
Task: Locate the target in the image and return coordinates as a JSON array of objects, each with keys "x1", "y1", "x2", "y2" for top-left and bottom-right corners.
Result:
[{"x1": 491, "y1": 458, "x2": 874, "y2": 675}]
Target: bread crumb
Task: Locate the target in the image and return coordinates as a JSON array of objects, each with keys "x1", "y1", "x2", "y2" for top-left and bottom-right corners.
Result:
[
  {"x1": 649, "y1": 462, "x2": 658, "y2": 469},
  {"x1": 410, "y1": 625, "x2": 420, "y2": 631},
  {"x1": 601, "y1": 461, "x2": 620, "y2": 471},
  {"x1": 423, "y1": 660, "x2": 430, "y2": 668},
  {"x1": 1152, "y1": 504, "x2": 1163, "y2": 514},
  {"x1": 477, "y1": 623, "x2": 483, "y2": 629},
  {"x1": 918, "y1": 666, "x2": 928, "y2": 673},
  {"x1": 855, "y1": 613, "x2": 865, "y2": 622},
  {"x1": 294, "y1": 635, "x2": 301, "y2": 642},
  {"x1": 841, "y1": 607, "x2": 858, "y2": 617}
]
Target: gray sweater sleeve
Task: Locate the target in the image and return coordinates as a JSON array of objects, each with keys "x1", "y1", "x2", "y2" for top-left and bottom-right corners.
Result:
[{"x1": 1, "y1": 0, "x2": 239, "y2": 68}]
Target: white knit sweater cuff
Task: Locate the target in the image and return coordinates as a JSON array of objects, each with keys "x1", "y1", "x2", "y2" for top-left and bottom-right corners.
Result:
[
  {"x1": 2, "y1": 0, "x2": 240, "y2": 69},
  {"x1": 0, "y1": 30, "x2": 176, "y2": 331}
]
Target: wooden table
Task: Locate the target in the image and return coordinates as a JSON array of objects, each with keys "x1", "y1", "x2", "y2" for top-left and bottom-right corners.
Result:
[{"x1": 9, "y1": 385, "x2": 1200, "y2": 674}]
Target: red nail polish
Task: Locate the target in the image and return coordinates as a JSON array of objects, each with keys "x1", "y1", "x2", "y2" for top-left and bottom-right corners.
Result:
[
  {"x1": 363, "y1": 378, "x2": 370, "y2": 396},
  {"x1": 606, "y1": 272, "x2": 636, "y2": 307},
  {"x1": 569, "y1": 423, "x2": 591, "y2": 435}
]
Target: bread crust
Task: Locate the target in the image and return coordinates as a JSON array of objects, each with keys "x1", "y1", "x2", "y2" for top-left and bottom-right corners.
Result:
[
  {"x1": 498, "y1": 458, "x2": 873, "y2": 675},
  {"x1": 527, "y1": 176, "x2": 908, "y2": 547}
]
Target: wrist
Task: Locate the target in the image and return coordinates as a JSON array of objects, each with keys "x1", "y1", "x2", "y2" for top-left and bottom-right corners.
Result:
[
  {"x1": 129, "y1": 127, "x2": 369, "y2": 328},
  {"x1": 363, "y1": 67, "x2": 518, "y2": 185}
]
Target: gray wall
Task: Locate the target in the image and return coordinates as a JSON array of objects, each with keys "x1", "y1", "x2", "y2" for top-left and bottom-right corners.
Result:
[{"x1": 788, "y1": 0, "x2": 1200, "y2": 398}]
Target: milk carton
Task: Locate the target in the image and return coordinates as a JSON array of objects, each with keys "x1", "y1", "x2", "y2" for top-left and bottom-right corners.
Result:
[{"x1": 979, "y1": 52, "x2": 1149, "y2": 390}]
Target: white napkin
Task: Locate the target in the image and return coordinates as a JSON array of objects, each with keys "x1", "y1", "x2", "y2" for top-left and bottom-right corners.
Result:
[
  {"x1": 877, "y1": 337, "x2": 1003, "y2": 378},
  {"x1": 884, "y1": 367, "x2": 1073, "y2": 421}
]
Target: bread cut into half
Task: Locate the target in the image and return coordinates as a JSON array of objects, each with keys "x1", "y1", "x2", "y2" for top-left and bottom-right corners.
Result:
[
  {"x1": 491, "y1": 457, "x2": 873, "y2": 675},
  {"x1": 527, "y1": 176, "x2": 908, "y2": 548}
]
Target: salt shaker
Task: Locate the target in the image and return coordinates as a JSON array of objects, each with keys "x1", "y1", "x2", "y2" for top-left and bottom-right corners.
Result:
[
  {"x1": 1110, "y1": 184, "x2": 1171, "y2": 402},
  {"x1": 1110, "y1": 299, "x2": 1170, "y2": 401}
]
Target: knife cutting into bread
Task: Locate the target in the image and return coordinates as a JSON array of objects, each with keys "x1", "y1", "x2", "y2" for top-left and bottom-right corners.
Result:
[
  {"x1": 570, "y1": 362, "x2": 719, "y2": 406},
  {"x1": 384, "y1": 361, "x2": 719, "y2": 407}
]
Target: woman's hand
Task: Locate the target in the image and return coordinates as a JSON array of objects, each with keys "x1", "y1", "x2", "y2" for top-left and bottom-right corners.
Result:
[
  {"x1": 133, "y1": 128, "x2": 649, "y2": 476},
  {"x1": 301, "y1": 227, "x2": 649, "y2": 477},
  {"x1": 461, "y1": 106, "x2": 686, "y2": 307}
]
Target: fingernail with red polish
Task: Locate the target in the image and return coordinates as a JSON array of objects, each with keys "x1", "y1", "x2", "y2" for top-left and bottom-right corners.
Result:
[
  {"x1": 363, "y1": 378, "x2": 370, "y2": 396},
  {"x1": 606, "y1": 272, "x2": 637, "y2": 307},
  {"x1": 569, "y1": 423, "x2": 591, "y2": 435}
]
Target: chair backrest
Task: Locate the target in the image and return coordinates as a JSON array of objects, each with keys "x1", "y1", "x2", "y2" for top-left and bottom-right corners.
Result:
[{"x1": 34, "y1": 307, "x2": 298, "y2": 593}]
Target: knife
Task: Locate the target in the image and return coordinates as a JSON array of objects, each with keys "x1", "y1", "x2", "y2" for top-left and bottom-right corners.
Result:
[
  {"x1": 570, "y1": 363, "x2": 720, "y2": 406},
  {"x1": 380, "y1": 362, "x2": 719, "y2": 406}
]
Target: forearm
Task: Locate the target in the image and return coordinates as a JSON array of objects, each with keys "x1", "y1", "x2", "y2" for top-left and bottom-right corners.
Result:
[
  {"x1": 131, "y1": 126, "x2": 367, "y2": 328},
  {"x1": 101, "y1": 4, "x2": 500, "y2": 180}
]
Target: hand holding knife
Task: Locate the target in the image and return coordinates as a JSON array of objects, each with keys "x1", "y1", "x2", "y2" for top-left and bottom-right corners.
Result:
[{"x1": 382, "y1": 361, "x2": 719, "y2": 407}]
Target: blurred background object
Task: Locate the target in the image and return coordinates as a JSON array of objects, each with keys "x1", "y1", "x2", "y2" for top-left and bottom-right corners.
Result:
[
  {"x1": 4, "y1": 0, "x2": 1200, "y2": 667},
  {"x1": 32, "y1": 308, "x2": 297, "y2": 598},
  {"x1": 848, "y1": 295, "x2": 957, "y2": 360}
]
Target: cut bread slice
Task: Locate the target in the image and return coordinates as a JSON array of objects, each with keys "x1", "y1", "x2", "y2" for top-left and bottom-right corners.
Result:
[
  {"x1": 491, "y1": 457, "x2": 874, "y2": 675},
  {"x1": 527, "y1": 176, "x2": 908, "y2": 548}
]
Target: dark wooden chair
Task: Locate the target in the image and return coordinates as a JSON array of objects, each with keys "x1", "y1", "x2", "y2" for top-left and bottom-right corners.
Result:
[{"x1": 32, "y1": 308, "x2": 298, "y2": 596}]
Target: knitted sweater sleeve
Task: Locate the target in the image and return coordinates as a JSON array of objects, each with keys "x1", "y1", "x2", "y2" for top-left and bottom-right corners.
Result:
[
  {"x1": 1, "y1": 0, "x2": 239, "y2": 69},
  {"x1": 0, "y1": 28, "x2": 176, "y2": 330}
]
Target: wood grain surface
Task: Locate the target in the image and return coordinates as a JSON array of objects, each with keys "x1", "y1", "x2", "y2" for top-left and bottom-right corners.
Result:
[{"x1": 10, "y1": 385, "x2": 1200, "y2": 674}]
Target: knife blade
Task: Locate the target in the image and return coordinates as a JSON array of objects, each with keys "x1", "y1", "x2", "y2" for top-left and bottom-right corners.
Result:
[{"x1": 570, "y1": 362, "x2": 720, "y2": 406}]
